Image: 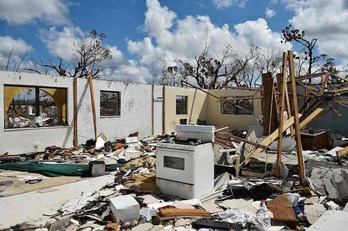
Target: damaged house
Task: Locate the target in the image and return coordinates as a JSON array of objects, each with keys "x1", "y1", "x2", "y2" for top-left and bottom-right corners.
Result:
[{"x1": 1, "y1": 49, "x2": 348, "y2": 231}]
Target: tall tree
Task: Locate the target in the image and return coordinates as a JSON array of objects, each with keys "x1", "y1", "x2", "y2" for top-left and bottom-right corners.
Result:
[
  {"x1": 178, "y1": 43, "x2": 257, "y2": 89},
  {"x1": 281, "y1": 24, "x2": 321, "y2": 75},
  {"x1": 40, "y1": 30, "x2": 112, "y2": 78}
]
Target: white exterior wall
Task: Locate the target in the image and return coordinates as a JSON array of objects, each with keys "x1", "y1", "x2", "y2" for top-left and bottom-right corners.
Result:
[
  {"x1": 154, "y1": 85, "x2": 163, "y2": 135},
  {"x1": 0, "y1": 71, "x2": 74, "y2": 154},
  {"x1": 76, "y1": 78, "x2": 158, "y2": 144}
]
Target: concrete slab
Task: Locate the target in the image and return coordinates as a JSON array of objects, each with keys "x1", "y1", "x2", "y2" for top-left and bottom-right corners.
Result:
[
  {"x1": 0, "y1": 174, "x2": 114, "y2": 229},
  {"x1": 308, "y1": 210, "x2": 348, "y2": 231}
]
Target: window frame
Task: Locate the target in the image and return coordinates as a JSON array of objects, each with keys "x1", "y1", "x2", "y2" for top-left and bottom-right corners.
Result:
[
  {"x1": 4, "y1": 84, "x2": 68, "y2": 129},
  {"x1": 176, "y1": 95, "x2": 188, "y2": 115},
  {"x1": 100, "y1": 90, "x2": 121, "y2": 117},
  {"x1": 220, "y1": 96, "x2": 254, "y2": 115}
]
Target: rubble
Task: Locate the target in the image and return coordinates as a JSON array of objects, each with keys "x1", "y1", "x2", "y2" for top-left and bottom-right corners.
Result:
[{"x1": 1, "y1": 53, "x2": 348, "y2": 230}]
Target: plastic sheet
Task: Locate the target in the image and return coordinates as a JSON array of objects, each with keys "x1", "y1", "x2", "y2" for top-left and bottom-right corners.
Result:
[{"x1": 219, "y1": 203, "x2": 273, "y2": 231}]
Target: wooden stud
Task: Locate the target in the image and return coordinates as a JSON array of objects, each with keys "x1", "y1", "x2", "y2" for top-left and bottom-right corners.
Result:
[
  {"x1": 337, "y1": 146, "x2": 348, "y2": 158},
  {"x1": 216, "y1": 96, "x2": 263, "y2": 102},
  {"x1": 242, "y1": 114, "x2": 302, "y2": 165},
  {"x1": 320, "y1": 74, "x2": 329, "y2": 95},
  {"x1": 262, "y1": 73, "x2": 274, "y2": 136},
  {"x1": 290, "y1": 108, "x2": 325, "y2": 137},
  {"x1": 215, "y1": 134, "x2": 268, "y2": 150},
  {"x1": 288, "y1": 50, "x2": 305, "y2": 182},
  {"x1": 296, "y1": 80, "x2": 318, "y2": 96},
  {"x1": 271, "y1": 84, "x2": 279, "y2": 132},
  {"x1": 221, "y1": 85, "x2": 263, "y2": 91},
  {"x1": 88, "y1": 74, "x2": 97, "y2": 140},
  {"x1": 162, "y1": 85, "x2": 166, "y2": 134},
  {"x1": 276, "y1": 52, "x2": 287, "y2": 178},
  {"x1": 73, "y1": 77, "x2": 78, "y2": 148}
]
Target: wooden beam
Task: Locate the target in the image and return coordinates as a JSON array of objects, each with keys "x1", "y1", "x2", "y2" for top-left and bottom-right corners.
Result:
[
  {"x1": 73, "y1": 77, "x2": 78, "y2": 148},
  {"x1": 262, "y1": 73, "x2": 274, "y2": 136},
  {"x1": 221, "y1": 85, "x2": 263, "y2": 91},
  {"x1": 214, "y1": 126, "x2": 230, "y2": 133},
  {"x1": 88, "y1": 74, "x2": 97, "y2": 140},
  {"x1": 162, "y1": 86, "x2": 166, "y2": 134},
  {"x1": 337, "y1": 146, "x2": 348, "y2": 158},
  {"x1": 296, "y1": 80, "x2": 318, "y2": 96},
  {"x1": 242, "y1": 114, "x2": 302, "y2": 165},
  {"x1": 297, "y1": 93, "x2": 316, "y2": 98},
  {"x1": 216, "y1": 96, "x2": 263, "y2": 102},
  {"x1": 290, "y1": 108, "x2": 325, "y2": 136},
  {"x1": 294, "y1": 72, "x2": 327, "y2": 81},
  {"x1": 276, "y1": 52, "x2": 287, "y2": 177},
  {"x1": 151, "y1": 79, "x2": 154, "y2": 135},
  {"x1": 215, "y1": 134, "x2": 268, "y2": 150},
  {"x1": 331, "y1": 86, "x2": 348, "y2": 93},
  {"x1": 320, "y1": 74, "x2": 329, "y2": 95},
  {"x1": 288, "y1": 50, "x2": 305, "y2": 182},
  {"x1": 271, "y1": 84, "x2": 279, "y2": 133}
]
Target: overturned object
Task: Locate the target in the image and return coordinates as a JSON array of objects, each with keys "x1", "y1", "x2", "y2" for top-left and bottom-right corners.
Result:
[
  {"x1": 89, "y1": 161, "x2": 105, "y2": 177},
  {"x1": 109, "y1": 195, "x2": 140, "y2": 222}
]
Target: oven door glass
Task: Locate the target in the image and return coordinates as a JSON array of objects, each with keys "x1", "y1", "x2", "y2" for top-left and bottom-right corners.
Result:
[{"x1": 164, "y1": 156, "x2": 185, "y2": 170}]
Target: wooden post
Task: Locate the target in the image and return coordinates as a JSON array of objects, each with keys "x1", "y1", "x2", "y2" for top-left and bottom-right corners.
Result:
[
  {"x1": 89, "y1": 74, "x2": 97, "y2": 140},
  {"x1": 162, "y1": 85, "x2": 166, "y2": 134},
  {"x1": 276, "y1": 52, "x2": 287, "y2": 177},
  {"x1": 288, "y1": 50, "x2": 305, "y2": 182},
  {"x1": 262, "y1": 73, "x2": 274, "y2": 136},
  {"x1": 151, "y1": 78, "x2": 154, "y2": 135},
  {"x1": 74, "y1": 78, "x2": 78, "y2": 148}
]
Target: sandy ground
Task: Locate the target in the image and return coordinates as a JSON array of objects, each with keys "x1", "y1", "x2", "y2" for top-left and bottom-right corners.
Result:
[{"x1": 0, "y1": 169, "x2": 84, "y2": 197}]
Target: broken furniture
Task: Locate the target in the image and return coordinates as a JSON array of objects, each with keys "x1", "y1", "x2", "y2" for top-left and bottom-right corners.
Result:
[{"x1": 301, "y1": 129, "x2": 331, "y2": 151}]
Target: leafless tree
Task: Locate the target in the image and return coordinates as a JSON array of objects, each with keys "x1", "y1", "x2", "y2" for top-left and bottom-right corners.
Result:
[
  {"x1": 0, "y1": 46, "x2": 28, "y2": 72},
  {"x1": 178, "y1": 42, "x2": 258, "y2": 89},
  {"x1": 40, "y1": 30, "x2": 112, "y2": 78},
  {"x1": 281, "y1": 24, "x2": 322, "y2": 76}
]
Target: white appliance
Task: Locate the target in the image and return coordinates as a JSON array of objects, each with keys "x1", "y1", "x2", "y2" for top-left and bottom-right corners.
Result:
[
  {"x1": 156, "y1": 141, "x2": 214, "y2": 199},
  {"x1": 109, "y1": 195, "x2": 140, "y2": 222},
  {"x1": 176, "y1": 125, "x2": 215, "y2": 142}
]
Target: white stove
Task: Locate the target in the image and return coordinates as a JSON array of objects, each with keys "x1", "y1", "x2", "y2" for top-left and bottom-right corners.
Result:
[{"x1": 156, "y1": 125, "x2": 214, "y2": 199}]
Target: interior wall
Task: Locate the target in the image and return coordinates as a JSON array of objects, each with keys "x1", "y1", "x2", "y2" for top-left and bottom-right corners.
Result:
[
  {"x1": 297, "y1": 85, "x2": 348, "y2": 135},
  {"x1": 207, "y1": 89, "x2": 262, "y2": 130},
  {"x1": 164, "y1": 86, "x2": 208, "y2": 133},
  {"x1": 76, "y1": 78, "x2": 156, "y2": 144},
  {"x1": 0, "y1": 71, "x2": 74, "y2": 154}
]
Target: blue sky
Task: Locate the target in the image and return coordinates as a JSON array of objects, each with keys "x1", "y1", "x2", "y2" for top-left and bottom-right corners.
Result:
[{"x1": 0, "y1": 0, "x2": 347, "y2": 82}]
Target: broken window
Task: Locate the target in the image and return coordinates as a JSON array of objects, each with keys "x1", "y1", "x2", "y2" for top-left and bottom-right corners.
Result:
[
  {"x1": 4, "y1": 85, "x2": 67, "y2": 128},
  {"x1": 176, "y1": 95, "x2": 188, "y2": 114},
  {"x1": 100, "y1": 91, "x2": 121, "y2": 116},
  {"x1": 221, "y1": 97, "x2": 254, "y2": 115}
]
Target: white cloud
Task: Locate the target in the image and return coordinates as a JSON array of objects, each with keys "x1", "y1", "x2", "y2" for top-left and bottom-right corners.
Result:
[
  {"x1": 0, "y1": 36, "x2": 33, "y2": 54},
  {"x1": 102, "y1": 62, "x2": 151, "y2": 83},
  {"x1": 213, "y1": 0, "x2": 247, "y2": 9},
  {"x1": 0, "y1": 0, "x2": 69, "y2": 25},
  {"x1": 39, "y1": 26, "x2": 149, "y2": 82},
  {"x1": 279, "y1": 0, "x2": 348, "y2": 64},
  {"x1": 0, "y1": 36, "x2": 36, "y2": 72},
  {"x1": 40, "y1": 26, "x2": 83, "y2": 60},
  {"x1": 127, "y1": 0, "x2": 290, "y2": 72},
  {"x1": 265, "y1": 8, "x2": 276, "y2": 18}
]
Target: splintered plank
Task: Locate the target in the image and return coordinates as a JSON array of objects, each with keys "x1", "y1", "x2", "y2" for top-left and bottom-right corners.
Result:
[
  {"x1": 242, "y1": 114, "x2": 301, "y2": 165},
  {"x1": 276, "y1": 52, "x2": 287, "y2": 177},
  {"x1": 288, "y1": 50, "x2": 304, "y2": 182}
]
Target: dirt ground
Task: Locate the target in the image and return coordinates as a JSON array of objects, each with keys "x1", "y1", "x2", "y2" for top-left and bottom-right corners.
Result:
[{"x1": 0, "y1": 169, "x2": 84, "y2": 197}]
